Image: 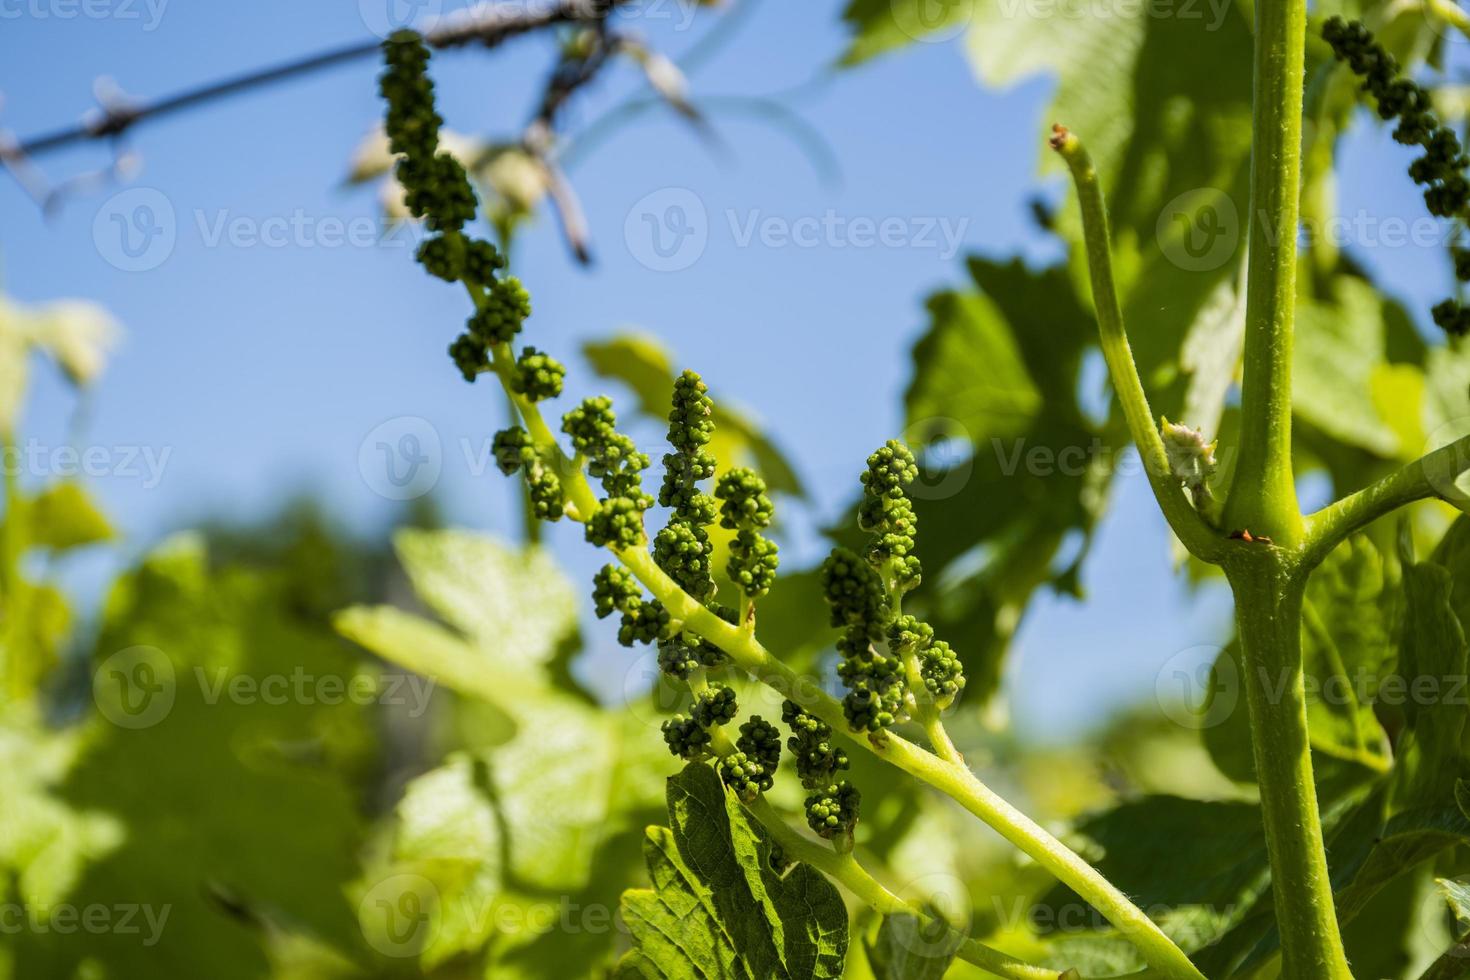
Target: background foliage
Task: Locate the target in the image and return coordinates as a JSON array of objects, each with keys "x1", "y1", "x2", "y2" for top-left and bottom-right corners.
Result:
[{"x1": 4, "y1": 0, "x2": 1470, "y2": 975}]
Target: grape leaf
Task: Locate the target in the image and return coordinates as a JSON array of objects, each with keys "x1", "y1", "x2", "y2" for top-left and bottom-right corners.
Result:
[
  {"x1": 1391, "y1": 540, "x2": 1470, "y2": 808},
  {"x1": 897, "y1": 257, "x2": 1104, "y2": 702},
  {"x1": 9, "y1": 535, "x2": 375, "y2": 980},
  {"x1": 24, "y1": 482, "x2": 115, "y2": 553},
  {"x1": 338, "y1": 529, "x2": 668, "y2": 973},
  {"x1": 617, "y1": 763, "x2": 848, "y2": 979},
  {"x1": 863, "y1": 913, "x2": 957, "y2": 980},
  {"x1": 1298, "y1": 536, "x2": 1394, "y2": 772}
]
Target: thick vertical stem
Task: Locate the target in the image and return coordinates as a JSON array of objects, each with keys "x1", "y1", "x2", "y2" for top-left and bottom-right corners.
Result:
[
  {"x1": 1230, "y1": 560, "x2": 1351, "y2": 979},
  {"x1": 1223, "y1": 0, "x2": 1307, "y2": 546}
]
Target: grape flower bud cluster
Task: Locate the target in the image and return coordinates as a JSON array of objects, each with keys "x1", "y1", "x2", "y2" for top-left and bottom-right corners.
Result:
[
  {"x1": 374, "y1": 30, "x2": 989, "y2": 850},
  {"x1": 1323, "y1": 17, "x2": 1470, "y2": 337}
]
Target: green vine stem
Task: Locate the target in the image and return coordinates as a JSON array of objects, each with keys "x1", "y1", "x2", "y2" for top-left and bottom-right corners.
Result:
[
  {"x1": 1223, "y1": 0, "x2": 1309, "y2": 548},
  {"x1": 1048, "y1": 128, "x2": 1226, "y2": 564},
  {"x1": 1054, "y1": 0, "x2": 1361, "y2": 967},
  {"x1": 1225, "y1": 556, "x2": 1351, "y2": 978},
  {"x1": 477, "y1": 342, "x2": 1207, "y2": 980},
  {"x1": 1300, "y1": 434, "x2": 1470, "y2": 569},
  {"x1": 685, "y1": 658, "x2": 1063, "y2": 977}
]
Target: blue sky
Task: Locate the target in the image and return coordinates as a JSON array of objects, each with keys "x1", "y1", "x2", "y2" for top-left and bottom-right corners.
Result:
[{"x1": 0, "y1": 0, "x2": 1454, "y2": 738}]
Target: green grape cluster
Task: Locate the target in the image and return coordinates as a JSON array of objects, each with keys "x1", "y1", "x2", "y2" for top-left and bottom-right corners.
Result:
[
  {"x1": 692, "y1": 683, "x2": 739, "y2": 727},
  {"x1": 719, "y1": 716, "x2": 782, "y2": 802},
  {"x1": 659, "y1": 371, "x2": 720, "y2": 525},
  {"x1": 858, "y1": 440, "x2": 922, "y2": 588},
  {"x1": 653, "y1": 521, "x2": 716, "y2": 602},
  {"x1": 592, "y1": 564, "x2": 668, "y2": 647},
  {"x1": 491, "y1": 427, "x2": 563, "y2": 521},
  {"x1": 379, "y1": 31, "x2": 533, "y2": 376},
  {"x1": 470, "y1": 276, "x2": 532, "y2": 347},
  {"x1": 381, "y1": 32, "x2": 475, "y2": 232},
  {"x1": 654, "y1": 604, "x2": 733, "y2": 679},
  {"x1": 715, "y1": 468, "x2": 780, "y2": 600},
  {"x1": 821, "y1": 443, "x2": 965, "y2": 735},
  {"x1": 804, "y1": 782, "x2": 862, "y2": 843},
  {"x1": 782, "y1": 700, "x2": 850, "y2": 788},
  {"x1": 1323, "y1": 17, "x2": 1470, "y2": 336},
  {"x1": 383, "y1": 29, "x2": 879, "y2": 834},
  {"x1": 661, "y1": 715, "x2": 711, "y2": 761},
  {"x1": 891, "y1": 615, "x2": 965, "y2": 708},
  {"x1": 510, "y1": 347, "x2": 566, "y2": 402}
]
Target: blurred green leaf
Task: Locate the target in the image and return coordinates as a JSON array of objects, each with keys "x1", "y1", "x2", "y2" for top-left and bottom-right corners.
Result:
[
  {"x1": 1294, "y1": 275, "x2": 1418, "y2": 457},
  {"x1": 894, "y1": 258, "x2": 1103, "y2": 702},
  {"x1": 1437, "y1": 876, "x2": 1470, "y2": 926},
  {"x1": 1035, "y1": 795, "x2": 1273, "y2": 960},
  {"x1": 10, "y1": 535, "x2": 376, "y2": 980},
  {"x1": 839, "y1": 0, "x2": 972, "y2": 64},
  {"x1": 395, "y1": 528, "x2": 577, "y2": 670},
  {"x1": 617, "y1": 763, "x2": 848, "y2": 979},
  {"x1": 967, "y1": 0, "x2": 1254, "y2": 401},
  {"x1": 1391, "y1": 545, "x2": 1470, "y2": 808},
  {"x1": 906, "y1": 290, "x2": 1040, "y2": 446},
  {"x1": 1299, "y1": 536, "x2": 1393, "y2": 772},
  {"x1": 25, "y1": 482, "x2": 115, "y2": 553},
  {"x1": 863, "y1": 914, "x2": 956, "y2": 980},
  {"x1": 340, "y1": 528, "x2": 668, "y2": 974}
]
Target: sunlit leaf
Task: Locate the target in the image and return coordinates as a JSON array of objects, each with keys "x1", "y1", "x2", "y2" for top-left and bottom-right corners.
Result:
[{"x1": 617, "y1": 763, "x2": 848, "y2": 978}]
